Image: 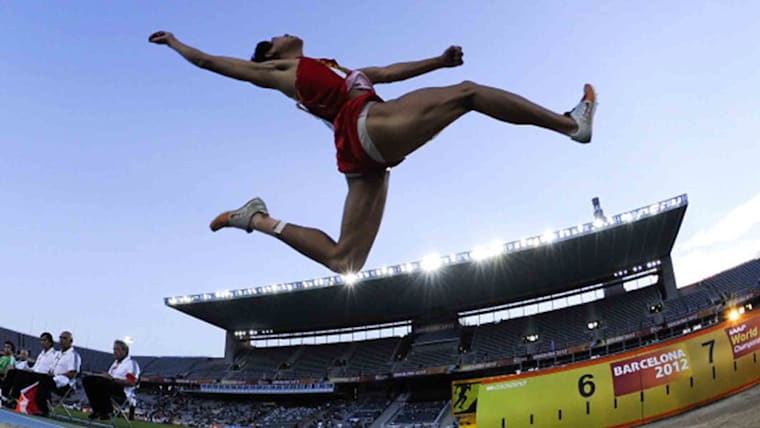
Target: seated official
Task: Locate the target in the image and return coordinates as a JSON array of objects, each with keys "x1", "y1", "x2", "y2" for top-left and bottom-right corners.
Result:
[
  {"x1": 14, "y1": 350, "x2": 30, "y2": 370},
  {"x1": 0, "y1": 341, "x2": 17, "y2": 404},
  {"x1": 34, "y1": 331, "x2": 81, "y2": 417},
  {"x1": 83, "y1": 340, "x2": 140, "y2": 420},
  {"x1": 0, "y1": 341, "x2": 16, "y2": 378},
  {"x1": 1, "y1": 332, "x2": 58, "y2": 407}
]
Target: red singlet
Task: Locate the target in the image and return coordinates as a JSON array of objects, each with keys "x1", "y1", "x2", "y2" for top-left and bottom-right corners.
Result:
[{"x1": 295, "y1": 57, "x2": 402, "y2": 175}]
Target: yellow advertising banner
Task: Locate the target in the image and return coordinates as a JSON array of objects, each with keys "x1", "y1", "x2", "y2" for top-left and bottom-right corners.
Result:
[{"x1": 457, "y1": 310, "x2": 760, "y2": 428}]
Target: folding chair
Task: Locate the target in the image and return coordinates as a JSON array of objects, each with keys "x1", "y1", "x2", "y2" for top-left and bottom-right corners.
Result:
[
  {"x1": 48, "y1": 379, "x2": 79, "y2": 419},
  {"x1": 109, "y1": 394, "x2": 136, "y2": 428},
  {"x1": 108, "y1": 377, "x2": 139, "y2": 428}
]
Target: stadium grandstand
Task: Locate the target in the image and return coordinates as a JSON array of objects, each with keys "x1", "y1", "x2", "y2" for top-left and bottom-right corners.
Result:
[{"x1": 3, "y1": 193, "x2": 760, "y2": 427}]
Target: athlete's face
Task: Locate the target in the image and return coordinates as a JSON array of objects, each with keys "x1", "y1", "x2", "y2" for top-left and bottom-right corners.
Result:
[{"x1": 269, "y1": 33, "x2": 303, "y2": 57}]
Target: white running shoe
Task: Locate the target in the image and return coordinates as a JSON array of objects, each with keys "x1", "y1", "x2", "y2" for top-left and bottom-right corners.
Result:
[
  {"x1": 210, "y1": 197, "x2": 269, "y2": 233},
  {"x1": 567, "y1": 83, "x2": 597, "y2": 144}
]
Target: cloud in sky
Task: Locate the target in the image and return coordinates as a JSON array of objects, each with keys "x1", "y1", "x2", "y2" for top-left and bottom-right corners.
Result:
[
  {"x1": 675, "y1": 191, "x2": 760, "y2": 286},
  {"x1": 682, "y1": 192, "x2": 760, "y2": 251}
]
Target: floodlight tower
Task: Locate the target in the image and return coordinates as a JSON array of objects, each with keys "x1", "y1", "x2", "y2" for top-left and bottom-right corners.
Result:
[{"x1": 592, "y1": 197, "x2": 605, "y2": 220}]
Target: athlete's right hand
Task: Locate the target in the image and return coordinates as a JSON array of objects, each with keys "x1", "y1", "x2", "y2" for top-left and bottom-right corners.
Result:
[
  {"x1": 440, "y1": 45, "x2": 463, "y2": 67},
  {"x1": 149, "y1": 31, "x2": 175, "y2": 45}
]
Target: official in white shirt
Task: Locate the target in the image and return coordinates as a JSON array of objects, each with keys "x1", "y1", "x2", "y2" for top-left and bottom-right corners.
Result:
[
  {"x1": 83, "y1": 340, "x2": 140, "y2": 420},
  {"x1": 35, "y1": 331, "x2": 81, "y2": 417},
  {"x1": 0, "y1": 332, "x2": 57, "y2": 407},
  {"x1": 14, "y1": 350, "x2": 29, "y2": 370}
]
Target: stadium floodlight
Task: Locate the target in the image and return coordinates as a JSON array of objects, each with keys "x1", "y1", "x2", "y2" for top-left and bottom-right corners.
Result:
[
  {"x1": 123, "y1": 336, "x2": 134, "y2": 345},
  {"x1": 592, "y1": 218, "x2": 605, "y2": 229},
  {"x1": 167, "y1": 298, "x2": 177, "y2": 306},
  {"x1": 471, "y1": 246, "x2": 489, "y2": 262},
  {"x1": 649, "y1": 204, "x2": 659, "y2": 214},
  {"x1": 473, "y1": 240, "x2": 506, "y2": 261},
  {"x1": 587, "y1": 321, "x2": 600, "y2": 330},
  {"x1": 342, "y1": 273, "x2": 359, "y2": 286},
  {"x1": 621, "y1": 212, "x2": 633, "y2": 223},
  {"x1": 524, "y1": 334, "x2": 539, "y2": 343},
  {"x1": 542, "y1": 230, "x2": 556, "y2": 244},
  {"x1": 728, "y1": 308, "x2": 740, "y2": 321},
  {"x1": 746, "y1": 303, "x2": 754, "y2": 311},
  {"x1": 421, "y1": 254, "x2": 443, "y2": 272},
  {"x1": 215, "y1": 290, "x2": 232, "y2": 299}
]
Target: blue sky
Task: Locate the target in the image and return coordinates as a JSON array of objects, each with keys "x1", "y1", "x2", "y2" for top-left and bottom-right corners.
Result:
[{"x1": 1, "y1": 1, "x2": 759, "y2": 356}]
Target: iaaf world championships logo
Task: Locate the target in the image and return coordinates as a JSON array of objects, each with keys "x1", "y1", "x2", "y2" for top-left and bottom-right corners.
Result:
[{"x1": 725, "y1": 318, "x2": 760, "y2": 359}]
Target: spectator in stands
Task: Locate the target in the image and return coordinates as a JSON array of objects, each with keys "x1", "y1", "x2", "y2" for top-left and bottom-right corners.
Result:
[
  {"x1": 34, "y1": 330, "x2": 81, "y2": 417},
  {"x1": 14, "y1": 350, "x2": 30, "y2": 370},
  {"x1": 82, "y1": 339, "x2": 140, "y2": 420},
  {"x1": 0, "y1": 341, "x2": 16, "y2": 377},
  {"x1": 1, "y1": 333, "x2": 57, "y2": 407}
]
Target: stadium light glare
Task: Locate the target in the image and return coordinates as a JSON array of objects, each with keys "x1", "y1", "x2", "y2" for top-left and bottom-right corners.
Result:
[
  {"x1": 621, "y1": 212, "x2": 633, "y2": 223},
  {"x1": 593, "y1": 218, "x2": 605, "y2": 229},
  {"x1": 421, "y1": 254, "x2": 443, "y2": 272},
  {"x1": 728, "y1": 308, "x2": 740, "y2": 321},
  {"x1": 472, "y1": 244, "x2": 503, "y2": 261},
  {"x1": 342, "y1": 273, "x2": 359, "y2": 286},
  {"x1": 471, "y1": 246, "x2": 490, "y2": 262},
  {"x1": 587, "y1": 321, "x2": 600, "y2": 330},
  {"x1": 123, "y1": 336, "x2": 134, "y2": 345},
  {"x1": 215, "y1": 290, "x2": 232, "y2": 299},
  {"x1": 542, "y1": 230, "x2": 556, "y2": 244}
]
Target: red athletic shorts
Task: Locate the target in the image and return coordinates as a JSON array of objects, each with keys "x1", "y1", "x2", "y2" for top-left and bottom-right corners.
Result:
[{"x1": 333, "y1": 91, "x2": 403, "y2": 175}]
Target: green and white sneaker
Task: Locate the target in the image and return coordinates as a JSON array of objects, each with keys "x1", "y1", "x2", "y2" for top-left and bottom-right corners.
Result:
[
  {"x1": 566, "y1": 83, "x2": 597, "y2": 144},
  {"x1": 210, "y1": 197, "x2": 269, "y2": 233}
]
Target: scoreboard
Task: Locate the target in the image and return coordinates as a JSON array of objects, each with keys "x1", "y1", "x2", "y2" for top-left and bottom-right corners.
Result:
[{"x1": 452, "y1": 310, "x2": 760, "y2": 427}]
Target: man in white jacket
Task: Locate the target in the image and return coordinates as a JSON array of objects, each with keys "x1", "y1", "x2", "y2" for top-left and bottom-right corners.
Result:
[{"x1": 82, "y1": 340, "x2": 140, "y2": 420}]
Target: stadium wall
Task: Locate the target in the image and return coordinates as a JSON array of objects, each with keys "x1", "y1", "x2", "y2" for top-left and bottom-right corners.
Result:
[{"x1": 453, "y1": 309, "x2": 760, "y2": 427}]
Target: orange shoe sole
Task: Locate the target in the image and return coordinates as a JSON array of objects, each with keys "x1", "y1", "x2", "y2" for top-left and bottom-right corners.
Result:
[
  {"x1": 209, "y1": 212, "x2": 231, "y2": 232},
  {"x1": 583, "y1": 83, "x2": 596, "y2": 104}
]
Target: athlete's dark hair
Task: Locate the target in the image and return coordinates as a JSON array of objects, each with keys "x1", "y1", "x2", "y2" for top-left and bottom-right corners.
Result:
[
  {"x1": 3, "y1": 340, "x2": 14, "y2": 353},
  {"x1": 251, "y1": 41, "x2": 273, "y2": 62},
  {"x1": 40, "y1": 332, "x2": 53, "y2": 342}
]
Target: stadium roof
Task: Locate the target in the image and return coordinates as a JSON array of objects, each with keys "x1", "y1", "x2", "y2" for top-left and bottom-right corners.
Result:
[{"x1": 166, "y1": 195, "x2": 688, "y2": 334}]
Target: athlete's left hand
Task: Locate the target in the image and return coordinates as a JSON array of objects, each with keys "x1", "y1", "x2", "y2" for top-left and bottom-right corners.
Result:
[{"x1": 440, "y1": 46, "x2": 463, "y2": 67}]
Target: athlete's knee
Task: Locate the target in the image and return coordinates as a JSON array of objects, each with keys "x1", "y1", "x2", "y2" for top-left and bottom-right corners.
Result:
[
  {"x1": 455, "y1": 80, "x2": 478, "y2": 109},
  {"x1": 326, "y1": 249, "x2": 369, "y2": 274}
]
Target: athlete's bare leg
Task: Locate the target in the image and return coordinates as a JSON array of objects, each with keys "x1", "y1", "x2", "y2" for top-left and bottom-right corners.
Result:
[
  {"x1": 248, "y1": 172, "x2": 389, "y2": 273},
  {"x1": 366, "y1": 81, "x2": 590, "y2": 162}
]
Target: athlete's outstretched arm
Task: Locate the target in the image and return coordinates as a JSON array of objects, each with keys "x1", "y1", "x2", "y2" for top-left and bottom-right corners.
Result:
[
  {"x1": 359, "y1": 46, "x2": 463, "y2": 84},
  {"x1": 149, "y1": 31, "x2": 279, "y2": 89}
]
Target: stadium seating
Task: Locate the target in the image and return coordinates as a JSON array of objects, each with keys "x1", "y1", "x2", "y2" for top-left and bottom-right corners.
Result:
[
  {"x1": 388, "y1": 400, "x2": 448, "y2": 427},
  {"x1": 396, "y1": 341, "x2": 459, "y2": 371},
  {"x1": 285, "y1": 342, "x2": 352, "y2": 380},
  {"x1": 342, "y1": 337, "x2": 399, "y2": 376},
  {"x1": 140, "y1": 356, "x2": 207, "y2": 378}
]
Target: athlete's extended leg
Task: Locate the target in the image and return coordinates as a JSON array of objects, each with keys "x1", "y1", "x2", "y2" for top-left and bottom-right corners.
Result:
[
  {"x1": 210, "y1": 172, "x2": 389, "y2": 273},
  {"x1": 366, "y1": 81, "x2": 595, "y2": 162}
]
